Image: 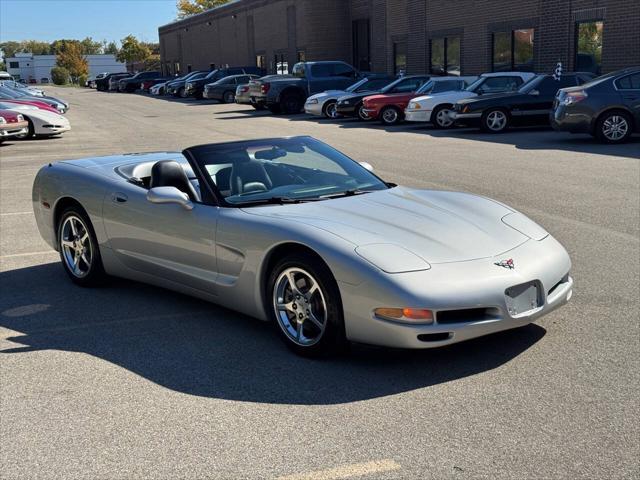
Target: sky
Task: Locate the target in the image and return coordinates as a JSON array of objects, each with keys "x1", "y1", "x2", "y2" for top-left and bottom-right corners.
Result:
[{"x1": 0, "y1": 0, "x2": 178, "y2": 45}]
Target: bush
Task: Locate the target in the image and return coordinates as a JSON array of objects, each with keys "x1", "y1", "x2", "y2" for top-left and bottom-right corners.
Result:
[
  {"x1": 77, "y1": 74, "x2": 88, "y2": 87},
  {"x1": 51, "y1": 66, "x2": 69, "y2": 85}
]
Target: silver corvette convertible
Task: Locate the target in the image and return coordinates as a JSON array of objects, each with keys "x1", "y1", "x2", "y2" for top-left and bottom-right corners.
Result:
[{"x1": 33, "y1": 136, "x2": 573, "y2": 356}]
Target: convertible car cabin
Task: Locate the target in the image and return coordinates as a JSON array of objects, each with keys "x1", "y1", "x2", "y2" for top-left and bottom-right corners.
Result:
[{"x1": 33, "y1": 136, "x2": 573, "y2": 356}]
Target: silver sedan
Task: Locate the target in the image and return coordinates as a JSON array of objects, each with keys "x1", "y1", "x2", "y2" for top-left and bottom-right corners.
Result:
[{"x1": 33, "y1": 136, "x2": 573, "y2": 356}]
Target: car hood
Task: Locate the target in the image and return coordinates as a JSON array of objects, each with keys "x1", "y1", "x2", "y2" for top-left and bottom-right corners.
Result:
[
  {"x1": 364, "y1": 92, "x2": 414, "y2": 104},
  {"x1": 412, "y1": 90, "x2": 477, "y2": 106},
  {"x1": 242, "y1": 187, "x2": 530, "y2": 264},
  {"x1": 307, "y1": 90, "x2": 347, "y2": 102},
  {"x1": 337, "y1": 91, "x2": 379, "y2": 102},
  {"x1": 27, "y1": 108, "x2": 68, "y2": 122}
]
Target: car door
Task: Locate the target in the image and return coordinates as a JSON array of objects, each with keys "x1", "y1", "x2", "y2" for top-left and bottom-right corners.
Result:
[
  {"x1": 102, "y1": 170, "x2": 220, "y2": 295},
  {"x1": 616, "y1": 72, "x2": 640, "y2": 129}
]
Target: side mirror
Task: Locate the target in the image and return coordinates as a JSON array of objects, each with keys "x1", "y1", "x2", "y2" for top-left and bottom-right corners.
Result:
[
  {"x1": 359, "y1": 161, "x2": 374, "y2": 172},
  {"x1": 529, "y1": 89, "x2": 540, "y2": 96},
  {"x1": 147, "y1": 186, "x2": 193, "y2": 210}
]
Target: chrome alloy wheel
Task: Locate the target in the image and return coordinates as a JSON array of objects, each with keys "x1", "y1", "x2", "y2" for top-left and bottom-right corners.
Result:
[
  {"x1": 60, "y1": 215, "x2": 93, "y2": 278},
  {"x1": 382, "y1": 107, "x2": 399, "y2": 124},
  {"x1": 325, "y1": 102, "x2": 339, "y2": 119},
  {"x1": 435, "y1": 108, "x2": 454, "y2": 127},
  {"x1": 273, "y1": 267, "x2": 327, "y2": 346},
  {"x1": 602, "y1": 115, "x2": 629, "y2": 141},
  {"x1": 486, "y1": 110, "x2": 507, "y2": 131}
]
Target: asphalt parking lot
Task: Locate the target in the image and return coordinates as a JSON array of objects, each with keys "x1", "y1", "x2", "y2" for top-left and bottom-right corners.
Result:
[{"x1": 1, "y1": 86, "x2": 639, "y2": 479}]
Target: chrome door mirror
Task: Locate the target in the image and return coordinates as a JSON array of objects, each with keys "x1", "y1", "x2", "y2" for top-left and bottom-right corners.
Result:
[
  {"x1": 359, "y1": 161, "x2": 374, "y2": 172},
  {"x1": 529, "y1": 89, "x2": 540, "y2": 96},
  {"x1": 147, "y1": 186, "x2": 193, "y2": 210}
]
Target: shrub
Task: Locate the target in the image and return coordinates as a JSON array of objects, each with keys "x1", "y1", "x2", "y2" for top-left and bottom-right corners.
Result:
[
  {"x1": 77, "y1": 74, "x2": 88, "y2": 87},
  {"x1": 51, "y1": 66, "x2": 69, "y2": 85}
]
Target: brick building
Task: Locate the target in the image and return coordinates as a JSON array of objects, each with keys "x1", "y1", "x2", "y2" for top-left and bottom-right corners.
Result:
[{"x1": 158, "y1": 0, "x2": 640, "y2": 77}]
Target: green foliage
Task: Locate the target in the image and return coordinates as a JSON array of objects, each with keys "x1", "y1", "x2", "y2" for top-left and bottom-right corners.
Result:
[
  {"x1": 78, "y1": 74, "x2": 88, "y2": 87},
  {"x1": 56, "y1": 42, "x2": 89, "y2": 81},
  {"x1": 104, "y1": 41, "x2": 119, "y2": 55},
  {"x1": 51, "y1": 66, "x2": 70, "y2": 85},
  {"x1": 22, "y1": 40, "x2": 51, "y2": 55},
  {"x1": 0, "y1": 41, "x2": 25, "y2": 60},
  {"x1": 117, "y1": 35, "x2": 151, "y2": 65},
  {"x1": 80, "y1": 37, "x2": 103, "y2": 55},
  {"x1": 176, "y1": 0, "x2": 231, "y2": 19}
]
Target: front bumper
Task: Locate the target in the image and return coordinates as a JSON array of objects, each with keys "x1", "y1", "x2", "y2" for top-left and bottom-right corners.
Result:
[
  {"x1": 405, "y1": 109, "x2": 431, "y2": 123},
  {"x1": 304, "y1": 101, "x2": 324, "y2": 116},
  {"x1": 550, "y1": 105, "x2": 592, "y2": 134},
  {"x1": 361, "y1": 108, "x2": 378, "y2": 120},
  {"x1": 0, "y1": 122, "x2": 28, "y2": 137},
  {"x1": 339, "y1": 236, "x2": 573, "y2": 349}
]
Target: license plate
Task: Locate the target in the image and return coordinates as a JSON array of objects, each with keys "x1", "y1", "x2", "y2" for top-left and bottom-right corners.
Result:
[{"x1": 505, "y1": 282, "x2": 540, "y2": 316}]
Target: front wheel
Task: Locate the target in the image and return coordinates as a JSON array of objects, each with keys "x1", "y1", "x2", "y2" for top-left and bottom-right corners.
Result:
[
  {"x1": 268, "y1": 253, "x2": 346, "y2": 357},
  {"x1": 481, "y1": 108, "x2": 510, "y2": 133},
  {"x1": 356, "y1": 103, "x2": 369, "y2": 121},
  {"x1": 432, "y1": 104, "x2": 455, "y2": 129},
  {"x1": 17, "y1": 118, "x2": 35, "y2": 139},
  {"x1": 380, "y1": 106, "x2": 402, "y2": 125},
  {"x1": 57, "y1": 207, "x2": 106, "y2": 287},
  {"x1": 223, "y1": 91, "x2": 235, "y2": 104},
  {"x1": 322, "y1": 100, "x2": 339, "y2": 119},
  {"x1": 596, "y1": 110, "x2": 633, "y2": 144}
]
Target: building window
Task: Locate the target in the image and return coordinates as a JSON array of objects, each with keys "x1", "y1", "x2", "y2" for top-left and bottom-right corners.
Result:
[
  {"x1": 9, "y1": 61, "x2": 19, "y2": 68},
  {"x1": 430, "y1": 36, "x2": 460, "y2": 76},
  {"x1": 174, "y1": 62, "x2": 181, "y2": 75},
  {"x1": 209, "y1": 63, "x2": 216, "y2": 71},
  {"x1": 493, "y1": 29, "x2": 534, "y2": 72},
  {"x1": 187, "y1": 64, "x2": 192, "y2": 73},
  {"x1": 256, "y1": 55, "x2": 265, "y2": 69},
  {"x1": 576, "y1": 21, "x2": 603, "y2": 75},
  {"x1": 297, "y1": 50, "x2": 306, "y2": 62},
  {"x1": 393, "y1": 42, "x2": 407, "y2": 75}
]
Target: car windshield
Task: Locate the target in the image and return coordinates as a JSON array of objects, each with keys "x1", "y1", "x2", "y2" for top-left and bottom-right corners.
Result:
[
  {"x1": 518, "y1": 75, "x2": 544, "y2": 93},
  {"x1": 187, "y1": 137, "x2": 388, "y2": 206},
  {"x1": 205, "y1": 70, "x2": 220, "y2": 79},
  {"x1": 345, "y1": 78, "x2": 369, "y2": 92},
  {"x1": 465, "y1": 77, "x2": 486, "y2": 91}
]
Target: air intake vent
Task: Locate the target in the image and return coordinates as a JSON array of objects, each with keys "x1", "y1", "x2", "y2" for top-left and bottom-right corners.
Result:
[{"x1": 436, "y1": 307, "x2": 501, "y2": 324}]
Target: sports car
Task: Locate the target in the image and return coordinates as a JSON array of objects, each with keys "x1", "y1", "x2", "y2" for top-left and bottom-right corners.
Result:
[
  {"x1": 0, "y1": 109, "x2": 29, "y2": 142},
  {"x1": 33, "y1": 136, "x2": 573, "y2": 356},
  {"x1": 0, "y1": 101, "x2": 70, "y2": 138}
]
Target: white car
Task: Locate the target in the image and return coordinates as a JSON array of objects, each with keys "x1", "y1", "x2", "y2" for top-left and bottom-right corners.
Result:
[
  {"x1": 405, "y1": 72, "x2": 536, "y2": 128},
  {"x1": 150, "y1": 82, "x2": 168, "y2": 96},
  {"x1": 0, "y1": 101, "x2": 70, "y2": 138}
]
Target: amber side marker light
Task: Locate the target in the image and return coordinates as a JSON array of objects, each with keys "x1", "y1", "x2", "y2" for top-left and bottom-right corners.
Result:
[{"x1": 374, "y1": 308, "x2": 434, "y2": 324}]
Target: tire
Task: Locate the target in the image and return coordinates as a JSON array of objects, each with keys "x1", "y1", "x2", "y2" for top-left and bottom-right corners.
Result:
[
  {"x1": 595, "y1": 110, "x2": 633, "y2": 144},
  {"x1": 177, "y1": 87, "x2": 185, "y2": 98},
  {"x1": 268, "y1": 252, "x2": 347, "y2": 357},
  {"x1": 268, "y1": 104, "x2": 282, "y2": 114},
  {"x1": 322, "y1": 100, "x2": 339, "y2": 119},
  {"x1": 481, "y1": 108, "x2": 510, "y2": 133},
  {"x1": 57, "y1": 206, "x2": 106, "y2": 287},
  {"x1": 223, "y1": 91, "x2": 235, "y2": 104},
  {"x1": 431, "y1": 104, "x2": 455, "y2": 129},
  {"x1": 17, "y1": 117, "x2": 35, "y2": 139},
  {"x1": 356, "y1": 102, "x2": 369, "y2": 121},
  {"x1": 280, "y1": 92, "x2": 304, "y2": 114},
  {"x1": 380, "y1": 106, "x2": 403, "y2": 125}
]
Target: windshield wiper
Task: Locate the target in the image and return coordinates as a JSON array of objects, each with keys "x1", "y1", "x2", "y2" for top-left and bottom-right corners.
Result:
[
  {"x1": 320, "y1": 189, "x2": 374, "y2": 199},
  {"x1": 233, "y1": 196, "x2": 323, "y2": 206}
]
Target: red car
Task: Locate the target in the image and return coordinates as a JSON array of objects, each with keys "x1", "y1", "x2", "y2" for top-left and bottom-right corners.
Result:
[
  {"x1": 362, "y1": 75, "x2": 431, "y2": 125},
  {"x1": 0, "y1": 98, "x2": 60, "y2": 114},
  {"x1": 0, "y1": 109, "x2": 29, "y2": 143}
]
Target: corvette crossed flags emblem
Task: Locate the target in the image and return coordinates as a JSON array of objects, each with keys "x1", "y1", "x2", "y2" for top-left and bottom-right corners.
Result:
[{"x1": 494, "y1": 258, "x2": 515, "y2": 270}]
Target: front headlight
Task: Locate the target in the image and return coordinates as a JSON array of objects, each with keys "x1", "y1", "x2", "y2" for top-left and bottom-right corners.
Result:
[
  {"x1": 409, "y1": 102, "x2": 420, "y2": 109},
  {"x1": 17, "y1": 114, "x2": 24, "y2": 121},
  {"x1": 307, "y1": 98, "x2": 318, "y2": 104},
  {"x1": 0, "y1": 117, "x2": 6, "y2": 124}
]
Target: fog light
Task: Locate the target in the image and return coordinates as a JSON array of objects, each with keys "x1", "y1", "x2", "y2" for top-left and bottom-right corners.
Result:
[{"x1": 374, "y1": 307, "x2": 434, "y2": 324}]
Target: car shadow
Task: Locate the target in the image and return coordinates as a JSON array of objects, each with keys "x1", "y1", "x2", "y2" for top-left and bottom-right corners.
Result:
[{"x1": 0, "y1": 262, "x2": 545, "y2": 405}]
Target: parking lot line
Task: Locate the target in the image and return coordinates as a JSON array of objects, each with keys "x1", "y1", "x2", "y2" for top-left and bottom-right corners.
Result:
[
  {"x1": 0, "y1": 211, "x2": 32, "y2": 216},
  {"x1": 0, "y1": 250, "x2": 56, "y2": 259},
  {"x1": 276, "y1": 459, "x2": 402, "y2": 480}
]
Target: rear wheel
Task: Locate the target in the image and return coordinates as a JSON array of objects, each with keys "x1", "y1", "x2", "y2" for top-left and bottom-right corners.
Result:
[
  {"x1": 268, "y1": 253, "x2": 346, "y2": 357},
  {"x1": 322, "y1": 100, "x2": 339, "y2": 119},
  {"x1": 223, "y1": 91, "x2": 235, "y2": 104},
  {"x1": 481, "y1": 108, "x2": 510, "y2": 133},
  {"x1": 380, "y1": 106, "x2": 402, "y2": 125},
  {"x1": 432, "y1": 104, "x2": 455, "y2": 129},
  {"x1": 280, "y1": 92, "x2": 304, "y2": 114},
  {"x1": 596, "y1": 110, "x2": 633, "y2": 144},
  {"x1": 57, "y1": 207, "x2": 106, "y2": 287}
]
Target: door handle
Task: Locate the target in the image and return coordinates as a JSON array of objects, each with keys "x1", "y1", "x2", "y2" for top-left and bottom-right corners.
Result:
[{"x1": 112, "y1": 192, "x2": 128, "y2": 203}]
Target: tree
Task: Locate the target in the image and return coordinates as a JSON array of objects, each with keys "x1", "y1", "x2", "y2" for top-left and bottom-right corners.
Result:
[
  {"x1": 51, "y1": 66, "x2": 70, "y2": 85},
  {"x1": 176, "y1": 0, "x2": 231, "y2": 19},
  {"x1": 0, "y1": 41, "x2": 23, "y2": 60},
  {"x1": 116, "y1": 35, "x2": 151, "y2": 68},
  {"x1": 22, "y1": 40, "x2": 51, "y2": 55},
  {"x1": 104, "y1": 41, "x2": 119, "y2": 55},
  {"x1": 56, "y1": 42, "x2": 88, "y2": 83},
  {"x1": 80, "y1": 37, "x2": 103, "y2": 55}
]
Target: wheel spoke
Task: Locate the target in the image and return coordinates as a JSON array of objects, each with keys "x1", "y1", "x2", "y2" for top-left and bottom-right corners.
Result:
[
  {"x1": 61, "y1": 240, "x2": 74, "y2": 249},
  {"x1": 69, "y1": 218, "x2": 78, "y2": 236},
  {"x1": 276, "y1": 301, "x2": 294, "y2": 313},
  {"x1": 307, "y1": 311, "x2": 323, "y2": 330},
  {"x1": 296, "y1": 321, "x2": 304, "y2": 341},
  {"x1": 81, "y1": 252, "x2": 90, "y2": 267},
  {"x1": 286, "y1": 271, "x2": 299, "y2": 294},
  {"x1": 80, "y1": 232, "x2": 89, "y2": 243}
]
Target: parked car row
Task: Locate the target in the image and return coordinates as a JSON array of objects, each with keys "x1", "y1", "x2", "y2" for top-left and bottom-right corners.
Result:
[
  {"x1": 95, "y1": 62, "x2": 639, "y2": 144},
  {"x1": 0, "y1": 80, "x2": 71, "y2": 143}
]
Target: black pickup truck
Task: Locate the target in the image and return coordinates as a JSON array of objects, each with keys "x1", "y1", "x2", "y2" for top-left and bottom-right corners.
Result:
[{"x1": 248, "y1": 61, "x2": 361, "y2": 114}]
